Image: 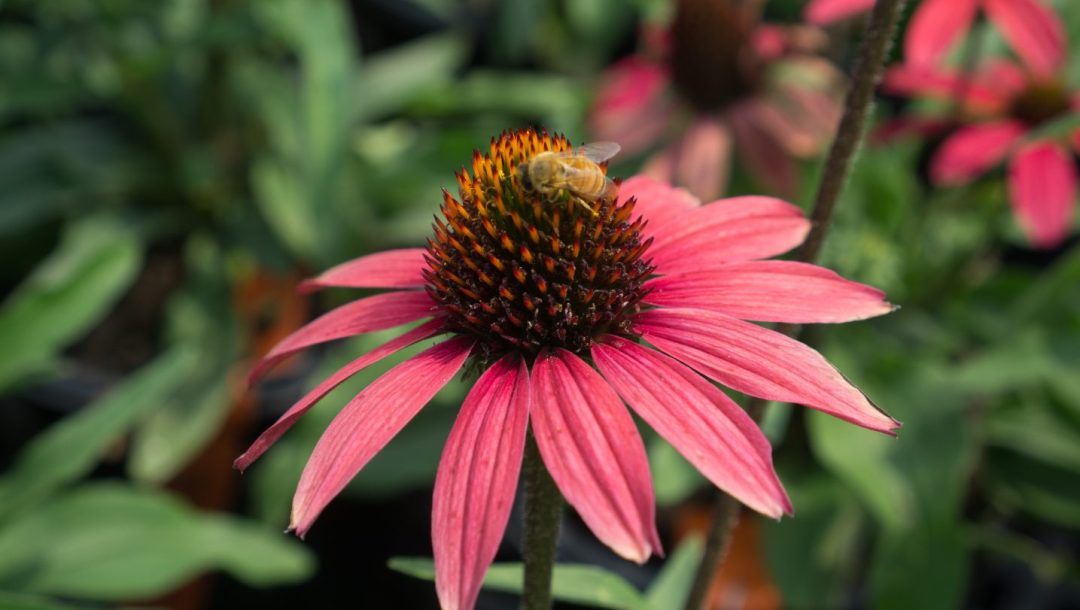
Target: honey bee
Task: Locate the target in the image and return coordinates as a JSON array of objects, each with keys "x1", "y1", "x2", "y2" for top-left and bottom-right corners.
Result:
[{"x1": 517, "y1": 142, "x2": 621, "y2": 214}]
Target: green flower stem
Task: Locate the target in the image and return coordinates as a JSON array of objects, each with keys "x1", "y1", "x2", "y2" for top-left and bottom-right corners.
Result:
[
  {"x1": 521, "y1": 430, "x2": 563, "y2": 610},
  {"x1": 682, "y1": 1, "x2": 909, "y2": 609}
]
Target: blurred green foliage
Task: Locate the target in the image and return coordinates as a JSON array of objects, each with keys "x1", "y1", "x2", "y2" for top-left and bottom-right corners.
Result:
[{"x1": 2, "y1": 0, "x2": 1080, "y2": 608}]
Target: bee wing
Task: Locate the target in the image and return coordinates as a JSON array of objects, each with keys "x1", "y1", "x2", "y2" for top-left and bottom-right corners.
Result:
[{"x1": 553, "y1": 142, "x2": 622, "y2": 163}]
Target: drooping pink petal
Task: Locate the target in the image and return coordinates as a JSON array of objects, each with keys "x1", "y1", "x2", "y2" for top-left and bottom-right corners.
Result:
[
  {"x1": 234, "y1": 319, "x2": 446, "y2": 472},
  {"x1": 882, "y1": 64, "x2": 1008, "y2": 113},
  {"x1": 647, "y1": 197, "x2": 810, "y2": 274},
  {"x1": 641, "y1": 144, "x2": 677, "y2": 190},
  {"x1": 290, "y1": 337, "x2": 474, "y2": 536},
  {"x1": 729, "y1": 102, "x2": 798, "y2": 197},
  {"x1": 433, "y1": 356, "x2": 530, "y2": 610},
  {"x1": 984, "y1": 0, "x2": 1066, "y2": 78},
  {"x1": 1008, "y1": 141, "x2": 1077, "y2": 248},
  {"x1": 618, "y1": 175, "x2": 700, "y2": 243},
  {"x1": 930, "y1": 120, "x2": 1027, "y2": 186},
  {"x1": 249, "y1": 290, "x2": 436, "y2": 383},
  {"x1": 592, "y1": 338, "x2": 791, "y2": 518},
  {"x1": 590, "y1": 57, "x2": 674, "y2": 156},
  {"x1": 643, "y1": 261, "x2": 894, "y2": 323},
  {"x1": 904, "y1": 0, "x2": 979, "y2": 68},
  {"x1": 753, "y1": 97, "x2": 828, "y2": 158},
  {"x1": 299, "y1": 248, "x2": 428, "y2": 293},
  {"x1": 771, "y1": 79, "x2": 843, "y2": 153},
  {"x1": 530, "y1": 349, "x2": 661, "y2": 563},
  {"x1": 803, "y1": 0, "x2": 875, "y2": 25},
  {"x1": 673, "y1": 118, "x2": 733, "y2": 201},
  {"x1": 634, "y1": 308, "x2": 900, "y2": 434}
]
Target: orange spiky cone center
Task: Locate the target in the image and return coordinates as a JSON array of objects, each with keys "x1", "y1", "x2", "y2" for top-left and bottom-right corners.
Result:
[{"x1": 424, "y1": 129, "x2": 654, "y2": 366}]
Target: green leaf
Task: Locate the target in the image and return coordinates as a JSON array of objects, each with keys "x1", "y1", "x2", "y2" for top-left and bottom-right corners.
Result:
[
  {"x1": 251, "y1": 159, "x2": 321, "y2": 264},
  {"x1": 869, "y1": 519, "x2": 968, "y2": 610},
  {"x1": 987, "y1": 403, "x2": 1080, "y2": 472},
  {"x1": 357, "y1": 33, "x2": 469, "y2": 120},
  {"x1": 950, "y1": 330, "x2": 1055, "y2": 394},
  {"x1": 764, "y1": 473, "x2": 862, "y2": 608},
  {"x1": 986, "y1": 448, "x2": 1080, "y2": 529},
  {"x1": 648, "y1": 436, "x2": 704, "y2": 506},
  {"x1": 128, "y1": 238, "x2": 238, "y2": 484},
  {"x1": 0, "y1": 348, "x2": 197, "y2": 518},
  {"x1": 806, "y1": 410, "x2": 914, "y2": 531},
  {"x1": 410, "y1": 71, "x2": 585, "y2": 134},
  {"x1": 0, "y1": 484, "x2": 314, "y2": 599},
  {"x1": 128, "y1": 371, "x2": 231, "y2": 484},
  {"x1": 0, "y1": 591, "x2": 114, "y2": 610},
  {"x1": 975, "y1": 527, "x2": 1080, "y2": 588},
  {"x1": 644, "y1": 536, "x2": 703, "y2": 610},
  {"x1": 389, "y1": 558, "x2": 648, "y2": 610},
  {"x1": 863, "y1": 372, "x2": 976, "y2": 610},
  {"x1": 0, "y1": 219, "x2": 141, "y2": 391}
]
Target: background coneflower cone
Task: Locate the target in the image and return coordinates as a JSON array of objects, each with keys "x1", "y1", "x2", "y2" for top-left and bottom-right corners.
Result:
[{"x1": 669, "y1": 0, "x2": 764, "y2": 113}]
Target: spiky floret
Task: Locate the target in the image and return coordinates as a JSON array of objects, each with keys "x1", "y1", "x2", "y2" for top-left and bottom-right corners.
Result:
[{"x1": 424, "y1": 129, "x2": 654, "y2": 365}]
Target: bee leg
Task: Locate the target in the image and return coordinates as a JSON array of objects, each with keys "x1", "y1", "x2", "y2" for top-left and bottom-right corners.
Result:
[{"x1": 574, "y1": 197, "x2": 598, "y2": 216}]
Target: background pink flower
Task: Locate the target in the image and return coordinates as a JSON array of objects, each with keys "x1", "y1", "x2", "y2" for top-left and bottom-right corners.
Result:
[
  {"x1": 883, "y1": 59, "x2": 1080, "y2": 247},
  {"x1": 236, "y1": 129, "x2": 898, "y2": 610},
  {"x1": 805, "y1": 0, "x2": 1065, "y2": 78},
  {"x1": 590, "y1": 0, "x2": 843, "y2": 199}
]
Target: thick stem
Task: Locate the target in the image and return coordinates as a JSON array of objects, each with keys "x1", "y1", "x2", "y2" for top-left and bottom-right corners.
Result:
[
  {"x1": 521, "y1": 431, "x2": 563, "y2": 610},
  {"x1": 682, "y1": 1, "x2": 908, "y2": 609}
]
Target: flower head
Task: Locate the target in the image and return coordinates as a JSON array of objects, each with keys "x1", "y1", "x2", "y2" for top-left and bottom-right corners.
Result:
[
  {"x1": 238, "y1": 128, "x2": 898, "y2": 610},
  {"x1": 590, "y1": 0, "x2": 843, "y2": 199},
  {"x1": 806, "y1": 0, "x2": 1065, "y2": 79},
  {"x1": 883, "y1": 59, "x2": 1080, "y2": 247}
]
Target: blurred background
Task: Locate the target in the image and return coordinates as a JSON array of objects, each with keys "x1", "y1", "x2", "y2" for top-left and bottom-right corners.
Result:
[{"x1": 1, "y1": 0, "x2": 1079, "y2": 608}]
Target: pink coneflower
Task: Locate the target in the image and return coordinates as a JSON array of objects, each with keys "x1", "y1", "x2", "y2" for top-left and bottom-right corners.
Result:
[
  {"x1": 883, "y1": 58, "x2": 1080, "y2": 247},
  {"x1": 590, "y1": 0, "x2": 843, "y2": 199},
  {"x1": 804, "y1": 0, "x2": 1065, "y2": 78},
  {"x1": 236, "y1": 129, "x2": 898, "y2": 610}
]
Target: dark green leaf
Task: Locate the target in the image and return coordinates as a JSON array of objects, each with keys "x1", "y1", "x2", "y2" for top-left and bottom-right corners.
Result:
[
  {"x1": 0, "y1": 348, "x2": 197, "y2": 519},
  {"x1": 389, "y1": 558, "x2": 648, "y2": 610},
  {"x1": 357, "y1": 33, "x2": 469, "y2": 120},
  {"x1": 644, "y1": 536, "x2": 703, "y2": 610},
  {"x1": 0, "y1": 484, "x2": 314, "y2": 599},
  {"x1": 0, "y1": 220, "x2": 141, "y2": 391}
]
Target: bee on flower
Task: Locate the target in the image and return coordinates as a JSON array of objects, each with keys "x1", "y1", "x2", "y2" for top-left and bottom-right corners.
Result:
[{"x1": 237, "y1": 129, "x2": 898, "y2": 610}]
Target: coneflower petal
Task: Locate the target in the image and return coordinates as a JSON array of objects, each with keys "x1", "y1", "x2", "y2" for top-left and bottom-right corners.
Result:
[
  {"x1": 904, "y1": 0, "x2": 978, "y2": 68},
  {"x1": 643, "y1": 261, "x2": 893, "y2": 324},
  {"x1": 234, "y1": 319, "x2": 446, "y2": 472},
  {"x1": 728, "y1": 103, "x2": 799, "y2": 197},
  {"x1": 648, "y1": 196, "x2": 810, "y2": 273},
  {"x1": 672, "y1": 118, "x2": 733, "y2": 201},
  {"x1": 1008, "y1": 141, "x2": 1077, "y2": 249},
  {"x1": 249, "y1": 290, "x2": 437, "y2": 383},
  {"x1": 930, "y1": 120, "x2": 1026, "y2": 186},
  {"x1": 298, "y1": 248, "x2": 429, "y2": 293},
  {"x1": 618, "y1": 176, "x2": 700, "y2": 242},
  {"x1": 530, "y1": 349, "x2": 661, "y2": 564},
  {"x1": 433, "y1": 356, "x2": 530, "y2": 610},
  {"x1": 881, "y1": 64, "x2": 1010, "y2": 111},
  {"x1": 290, "y1": 337, "x2": 474, "y2": 536},
  {"x1": 803, "y1": 0, "x2": 874, "y2": 26},
  {"x1": 984, "y1": 0, "x2": 1066, "y2": 78},
  {"x1": 593, "y1": 337, "x2": 791, "y2": 518},
  {"x1": 634, "y1": 308, "x2": 900, "y2": 434}
]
